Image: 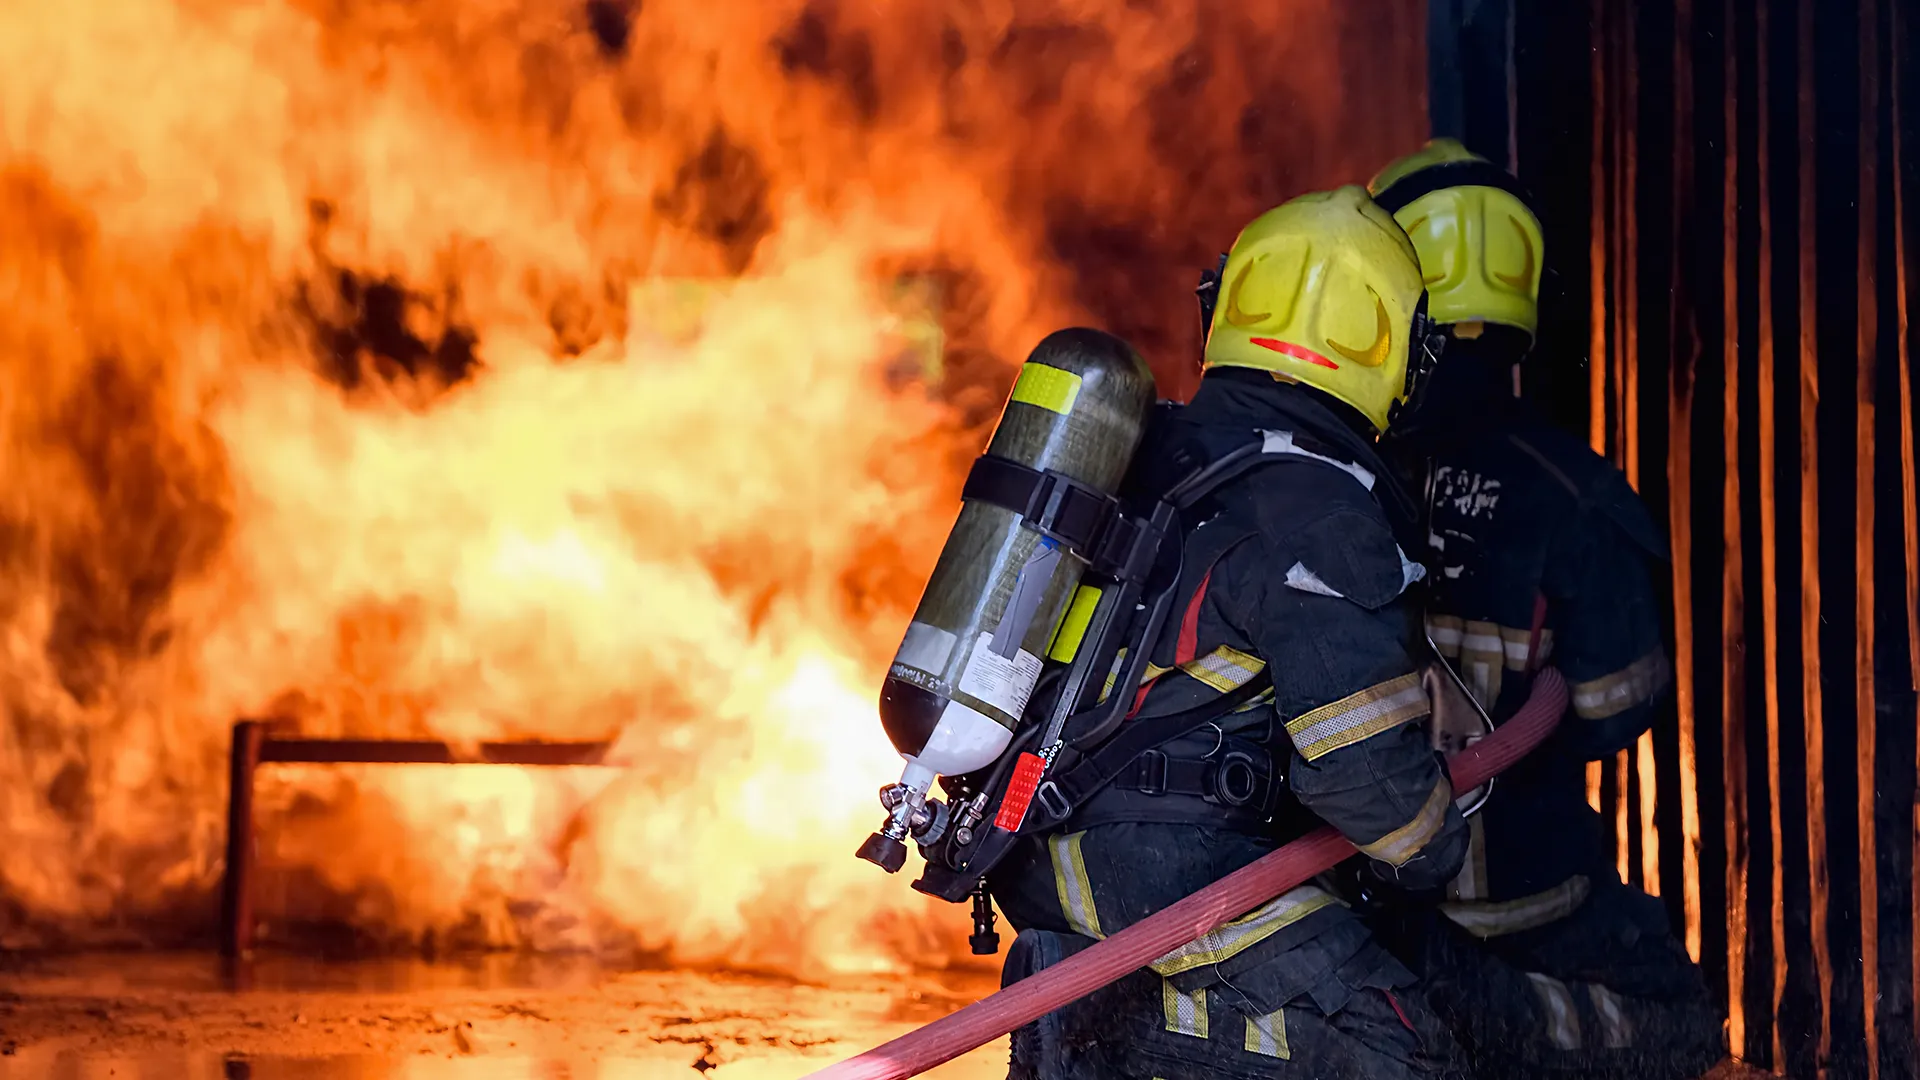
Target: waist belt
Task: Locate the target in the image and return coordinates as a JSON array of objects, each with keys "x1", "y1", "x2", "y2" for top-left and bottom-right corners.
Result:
[{"x1": 1110, "y1": 743, "x2": 1281, "y2": 815}]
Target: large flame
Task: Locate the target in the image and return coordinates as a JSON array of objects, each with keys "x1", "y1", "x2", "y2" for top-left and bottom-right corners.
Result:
[{"x1": 0, "y1": 0, "x2": 1422, "y2": 972}]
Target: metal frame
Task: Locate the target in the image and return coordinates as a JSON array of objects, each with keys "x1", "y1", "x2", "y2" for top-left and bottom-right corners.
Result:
[{"x1": 219, "y1": 720, "x2": 612, "y2": 956}]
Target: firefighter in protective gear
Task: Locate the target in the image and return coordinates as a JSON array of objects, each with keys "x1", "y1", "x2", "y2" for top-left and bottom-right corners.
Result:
[
  {"x1": 989, "y1": 186, "x2": 1472, "y2": 1079},
  {"x1": 1365, "y1": 139, "x2": 1725, "y2": 1080}
]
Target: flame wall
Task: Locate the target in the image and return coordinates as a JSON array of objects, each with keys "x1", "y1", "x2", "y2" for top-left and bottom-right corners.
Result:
[
  {"x1": 0, "y1": 0, "x2": 1425, "y2": 971},
  {"x1": 1492, "y1": 0, "x2": 1920, "y2": 1075}
]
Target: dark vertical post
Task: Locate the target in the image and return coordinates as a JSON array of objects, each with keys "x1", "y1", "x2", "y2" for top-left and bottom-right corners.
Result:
[
  {"x1": 1893, "y1": 0, "x2": 1920, "y2": 1058},
  {"x1": 1620, "y1": 0, "x2": 1654, "y2": 900},
  {"x1": 1720, "y1": 0, "x2": 1751, "y2": 1053},
  {"x1": 1586, "y1": 0, "x2": 1611, "y2": 819},
  {"x1": 1794, "y1": 0, "x2": 1835, "y2": 1068},
  {"x1": 1609, "y1": 0, "x2": 1636, "y2": 886},
  {"x1": 1754, "y1": 0, "x2": 1789, "y2": 1065},
  {"x1": 220, "y1": 721, "x2": 266, "y2": 958},
  {"x1": 1501, "y1": 0, "x2": 1517, "y2": 170},
  {"x1": 1666, "y1": 0, "x2": 1701, "y2": 955},
  {"x1": 1429, "y1": 0, "x2": 1466, "y2": 140},
  {"x1": 1855, "y1": 1, "x2": 1882, "y2": 1075},
  {"x1": 1428, "y1": 0, "x2": 1514, "y2": 160}
]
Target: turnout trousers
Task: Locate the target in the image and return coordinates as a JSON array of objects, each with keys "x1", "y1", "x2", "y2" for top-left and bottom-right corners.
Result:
[
  {"x1": 991, "y1": 824, "x2": 1471, "y2": 1080},
  {"x1": 1374, "y1": 878, "x2": 1725, "y2": 1080}
]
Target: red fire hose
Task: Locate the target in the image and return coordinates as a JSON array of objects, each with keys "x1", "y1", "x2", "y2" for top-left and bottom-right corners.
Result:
[{"x1": 806, "y1": 667, "x2": 1570, "y2": 1080}]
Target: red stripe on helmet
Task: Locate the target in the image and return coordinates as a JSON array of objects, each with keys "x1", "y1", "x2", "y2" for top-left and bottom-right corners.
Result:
[{"x1": 1249, "y1": 338, "x2": 1340, "y2": 369}]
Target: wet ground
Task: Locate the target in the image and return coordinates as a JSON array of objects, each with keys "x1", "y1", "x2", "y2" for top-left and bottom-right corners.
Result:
[
  {"x1": 0, "y1": 952, "x2": 1006, "y2": 1079},
  {"x1": 0, "y1": 952, "x2": 1772, "y2": 1079}
]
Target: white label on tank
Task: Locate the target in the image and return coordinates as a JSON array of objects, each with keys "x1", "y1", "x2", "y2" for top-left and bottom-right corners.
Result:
[
  {"x1": 894, "y1": 620, "x2": 958, "y2": 676},
  {"x1": 957, "y1": 631, "x2": 1044, "y2": 717}
]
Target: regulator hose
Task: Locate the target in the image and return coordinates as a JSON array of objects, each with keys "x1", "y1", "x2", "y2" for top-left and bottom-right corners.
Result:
[{"x1": 805, "y1": 666, "x2": 1570, "y2": 1080}]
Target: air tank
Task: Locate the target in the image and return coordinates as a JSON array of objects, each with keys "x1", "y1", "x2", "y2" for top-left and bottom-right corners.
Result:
[{"x1": 859, "y1": 328, "x2": 1156, "y2": 872}]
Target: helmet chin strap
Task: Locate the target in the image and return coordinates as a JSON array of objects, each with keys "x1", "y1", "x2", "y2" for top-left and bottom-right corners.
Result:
[
  {"x1": 1193, "y1": 252, "x2": 1229, "y2": 353},
  {"x1": 1386, "y1": 302, "x2": 1448, "y2": 432}
]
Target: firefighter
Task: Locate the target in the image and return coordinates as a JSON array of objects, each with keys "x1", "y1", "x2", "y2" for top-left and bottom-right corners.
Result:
[
  {"x1": 1362, "y1": 138, "x2": 1726, "y2": 1080},
  {"x1": 988, "y1": 186, "x2": 1473, "y2": 1079}
]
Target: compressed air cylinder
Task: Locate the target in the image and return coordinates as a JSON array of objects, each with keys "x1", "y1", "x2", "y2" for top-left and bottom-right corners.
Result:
[{"x1": 879, "y1": 328, "x2": 1156, "y2": 791}]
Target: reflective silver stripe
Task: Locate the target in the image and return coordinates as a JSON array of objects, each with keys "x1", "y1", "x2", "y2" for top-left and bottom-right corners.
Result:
[
  {"x1": 1243, "y1": 1008, "x2": 1290, "y2": 1058},
  {"x1": 1148, "y1": 885, "x2": 1339, "y2": 976},
  {"x1": 1461, "y1": 630, "x2": 1504, "y2": 654},
  {"x1": 1571, "y1": 650, "x2": 1673, "y2": 719},
  {"x1": 1441, "y1": 875, "x2": 1591, "y2": 938},
  {"x1": 1162, "y1": 980, "x2": 1208, "y2": 1038},
  {"x1": 1178, "y1": 645, "x2": 1265, "y2": 693},
  {"x1": 1048, "y1": 832, "x2": 1104, "y2": 938},
  {"x1": 1427, "y1": 616, "x2": 1559, "y2": 704},
  {"x1": 1498, "y1": 624, "x2": 1555, "y2": 669},
  {"x1": 1588, "y1": 984, "x2": 1634, "y2": 1048},
  {"x1": 1259, "y1": 429, "x2": 1376, "y2": 489},
  {"x1": 1356, "y1": 777, "x2": 1454, "y2": 867},
  {"x1": 1525, "y1": 973, "x2": 1584, "y2": 1050},
  {"x1": 1286, "y1": 673, "x2": 1430, "y2": 761}
]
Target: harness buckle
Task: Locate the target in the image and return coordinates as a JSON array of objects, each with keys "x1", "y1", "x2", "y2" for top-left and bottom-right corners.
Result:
[
  {"x1": 1135, "y1": 749, "x2": 1168, "y2": 797},
  {"x1": 1033, "y1": 780, "x2": 1074, "y2": 824}
]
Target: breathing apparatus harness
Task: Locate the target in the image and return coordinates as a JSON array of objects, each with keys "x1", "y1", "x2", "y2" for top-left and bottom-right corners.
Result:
[
  {"x1": 903, "y1": 429, "x2": 1290, "y2": 947},
  {"x1": 891, "y1": 273, "x2": 1452, "y2": 955}
]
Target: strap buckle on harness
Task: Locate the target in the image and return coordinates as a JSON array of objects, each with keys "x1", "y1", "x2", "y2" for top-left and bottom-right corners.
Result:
[
  {"x1": 1135, "y1": 749, "x2": 1168, "y2": 797},
  {"x1": 1033, "y1": 780, "x2": 1074, "y2": 824},
  {"x1": 961, "y1": 456, "x2": 1121, "y2": 562}
]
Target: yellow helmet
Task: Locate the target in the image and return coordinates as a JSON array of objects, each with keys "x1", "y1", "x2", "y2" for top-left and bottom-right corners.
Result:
[
  {"x1": 1368, "y1": 138, "x2": 1545, "y2": 338},
  {"x1": 1201, "y1": 185, "x2": 1429, "y2": 433}
]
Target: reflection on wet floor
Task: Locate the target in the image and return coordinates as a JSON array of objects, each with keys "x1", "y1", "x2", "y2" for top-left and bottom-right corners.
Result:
[{"x1": 0, "y1": 952, "x2": 1007, "y2": 1080}]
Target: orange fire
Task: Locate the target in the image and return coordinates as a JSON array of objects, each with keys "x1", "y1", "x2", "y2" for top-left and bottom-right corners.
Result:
[{"x1": 0, "y1": 0, "x2": 1420, "y2": 972}]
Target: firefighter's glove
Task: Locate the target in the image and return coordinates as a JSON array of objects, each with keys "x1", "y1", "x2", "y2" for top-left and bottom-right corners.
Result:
[{"x1": 1355, "y1": 852, "x2": 1450, "y2": 912}]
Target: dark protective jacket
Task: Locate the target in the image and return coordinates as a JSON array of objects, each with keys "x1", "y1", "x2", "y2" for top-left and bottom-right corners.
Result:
[
  {"x1": 987, "y1": 370, "x2": 1469, "y2": 1061},
  {"x1": 1395, "y1": 397, "x2": 1673, "y2": 926},
  {"x1": 1376, "y1": 394, "x2": 1723, "y2": 1079}
]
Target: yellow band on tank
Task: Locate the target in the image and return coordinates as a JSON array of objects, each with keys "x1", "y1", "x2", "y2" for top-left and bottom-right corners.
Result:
[
  {"x1": 1010, "y1": 363, "x2": 1083, "y2": 414},
  {"x1": 1046, "y1": 584, "x2": 1102, "y2": 663}
]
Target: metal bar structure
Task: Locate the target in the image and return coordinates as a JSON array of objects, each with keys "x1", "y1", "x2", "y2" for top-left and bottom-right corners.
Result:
[{"x1": 218, "y1": 720, "x2": 612, "y2": 957}]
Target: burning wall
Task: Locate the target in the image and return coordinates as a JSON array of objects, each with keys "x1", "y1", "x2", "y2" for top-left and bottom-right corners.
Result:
[{"x1": 0, "y1": 0, "x2": 1422, "y2": 973}]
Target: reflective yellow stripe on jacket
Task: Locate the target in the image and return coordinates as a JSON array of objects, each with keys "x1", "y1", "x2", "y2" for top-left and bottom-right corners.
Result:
[
  {"x1": 1047, "y1": 831, "x2": 1341, "y2": 977},
  {"x1": 1284, "y1": 672, "x2": 1430, "y2": 761}
]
